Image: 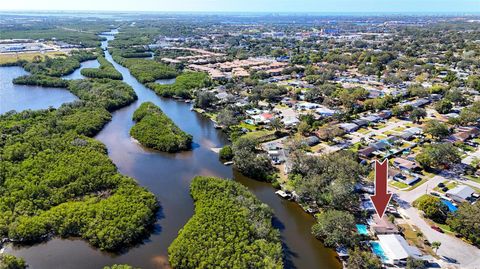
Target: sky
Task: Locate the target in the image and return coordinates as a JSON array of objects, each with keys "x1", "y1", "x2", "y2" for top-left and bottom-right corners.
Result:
[{"x1": 1, "y1": 0, "x2": 479, "y2": 13}]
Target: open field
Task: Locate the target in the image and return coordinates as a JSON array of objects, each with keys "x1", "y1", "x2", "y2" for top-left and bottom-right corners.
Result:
[{"x1": 0, "y1": 51, "x2": 67, "y2": 65}]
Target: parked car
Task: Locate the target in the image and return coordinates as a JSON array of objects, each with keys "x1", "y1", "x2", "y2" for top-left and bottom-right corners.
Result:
[
  {"x1": 437, "y1": 182, "x2": 445, "y2": 188},
  {"x1": 431, "y1": 225, "x2": 444, "y2": 233}
]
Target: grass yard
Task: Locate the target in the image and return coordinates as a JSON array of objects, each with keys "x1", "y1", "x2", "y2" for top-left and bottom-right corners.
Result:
[
  {"x1": 383, "y1": 130, "x2": 396, "y2": 136},
  {"x1": 310, "y1": 143, "x2": 325, "y2": 153},
  {"x1": 373, "y1": 134, "x2": 387, "y2": 140},
  {"x1": 407, "y1": 177, "x2": 429, "y2": 191},
  {"x1": 238, "y1": 122, "x2": 257, "y2": 131},
  {"x1": 433, "y1": 180, "x2": 458, "y2": 194},
  {"x1": 389, "y1": 180, "x2": 409, "y2": 189},
  {"x1": 466, "y1": 175, "x2": 480, "y2": 184},
  {"x1": 398, "y1": 224, "x2": 437, "y2": 257},
  {"x1": 242, "y1": 130, "x2": 276, "y2": 142},
  {"x1": 0, "y1": 51, "x2": 66, "y2": 65},
  {"x1": 356, "y1": 128, "x2": 370, "y2": 134}
]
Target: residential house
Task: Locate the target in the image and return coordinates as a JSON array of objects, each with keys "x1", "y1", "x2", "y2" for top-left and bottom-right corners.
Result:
[
  {"x1": 392, "y1": 157, "x2": 420, "y2": 172},
  {"x1": 398, "y1": 127, "x2": 422, "y2": 140},
  {"x1": 339, "y1": 123, "x2": 359, "y2": 133},
  {"x1": 358, "y1": 146, "x2": 376, "y2": 158},
  {"x1": 304, "y1": 136, "x2": 320, "y2": 146},
  {"x1": 448, "y1": 127, "x2": 479, "y2": 143},
  {"x1": 446, "y1": 185, "x2": 476, "y2": 203},
  {"x1": 377, "y1": 234, "x2": 423, "y2": 265},
  {"x1": 370, "y1": 215, "x2": 399, "y2": 235},
  {"x1": 353, "y1": 119, "x2": 369, "y2": 128},
  {"x1": 389, "y1": 167, "x2": 420, "y2": 186}
]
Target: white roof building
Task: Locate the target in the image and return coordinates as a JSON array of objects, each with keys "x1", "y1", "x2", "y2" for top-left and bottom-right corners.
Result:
[
  {"x1": 446, "y1": 185, "x2": 475, "y2": 203},
  {"x1": 377, "y1": 234, "x2": 422, "y2": 264}
]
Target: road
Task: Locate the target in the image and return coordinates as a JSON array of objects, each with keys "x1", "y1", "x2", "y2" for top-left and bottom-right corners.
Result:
[
  {"x1": 391, "y1": 176, "x2": 480, "y2": 269},
  {"x1": 461, "y1": 147, "x2": 480, "y2": 166}
]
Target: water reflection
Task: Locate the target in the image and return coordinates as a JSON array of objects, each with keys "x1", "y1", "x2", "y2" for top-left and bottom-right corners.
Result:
[
  {"x1": 4, "y1": 30, "x2": 341, "y2": 269},
  {"x1": 0, "y1": 66, "x2": 77, "y2": 114},
  {"x1": 62, "y1": 59, "x2": 100, "y2": 80}
]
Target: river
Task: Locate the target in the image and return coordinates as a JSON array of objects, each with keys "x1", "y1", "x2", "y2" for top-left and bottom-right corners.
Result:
[{"x1": 2, "y1": 31, "x2": 340, "y2": 269}]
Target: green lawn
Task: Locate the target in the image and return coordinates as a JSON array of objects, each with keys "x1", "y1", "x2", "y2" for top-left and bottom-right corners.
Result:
[
  {"x1": 466, "y1": 175, "x2": 480, "y2": 184},
  {"x1": 407, "y1": 177, "x2": 429, "y2": 191},
  {"x1": 242, "y1": 130, "x2": 276, "y2": 142},
  {"x1": 356, "y1": 128, "x2": 370, "y2": 135},
  {"x1": 238, "y1": 122, "x2": 257, "y2": 131},
  {"x1": 389, "y1": 180, "x2": 409, "y2": 189}
]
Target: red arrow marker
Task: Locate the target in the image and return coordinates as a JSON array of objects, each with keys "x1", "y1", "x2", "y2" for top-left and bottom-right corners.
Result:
[{"x1": 370, "y1": 159, "x2": 392, "y2": 219}]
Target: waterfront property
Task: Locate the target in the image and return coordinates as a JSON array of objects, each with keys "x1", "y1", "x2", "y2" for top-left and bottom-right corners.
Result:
[{"x1": 376, "y1": 234, "x2": 422, "y2": 265}]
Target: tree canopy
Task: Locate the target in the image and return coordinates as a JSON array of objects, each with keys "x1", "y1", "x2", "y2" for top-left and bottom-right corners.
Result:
[
  {"x1": 168, "y1": 176, "x2": 283, "y2": 269},
  {"x1": 1, "y1": 74, "x2": 156, "y2": 251},
  {"x1": 130, "y1": 102, "x2": 192, "y2": 152}
]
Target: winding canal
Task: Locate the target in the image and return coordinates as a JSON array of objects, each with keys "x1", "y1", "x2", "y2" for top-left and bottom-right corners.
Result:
[{"x1": 2, "y1": 31, "x2": 340, "y2": 269}]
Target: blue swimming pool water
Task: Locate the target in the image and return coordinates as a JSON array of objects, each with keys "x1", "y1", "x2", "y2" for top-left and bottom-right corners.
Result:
[
  {"x1": 356, "y1": 224, "x2": 368, "y2": 235},
  {"x1": 441, "y1": 199, "x2": 458, "y2": 212},
  {"x1": 370, "y1": 241, "x2": 388, "y2": 262}
]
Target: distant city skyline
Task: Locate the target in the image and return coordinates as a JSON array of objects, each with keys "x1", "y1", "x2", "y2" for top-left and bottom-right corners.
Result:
[{"x1": 2, "y1": 0, "x2": 479, "y2": 13}]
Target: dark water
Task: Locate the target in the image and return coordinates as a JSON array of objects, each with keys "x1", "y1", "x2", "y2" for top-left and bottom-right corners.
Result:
[
  {"x1": 4, "y1": 32, "x2": 340, "y2": 269},
  {"x1": 0, "y1": 66, "x2": 77, "y2": 114},
  {"x1": 62, "y1": 59, "x2": 100, "y2": 80}
]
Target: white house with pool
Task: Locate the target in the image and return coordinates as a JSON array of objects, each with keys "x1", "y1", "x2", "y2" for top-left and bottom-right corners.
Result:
[{"x1": 374, "y1": 234, "x2": 422, "y2": 265}]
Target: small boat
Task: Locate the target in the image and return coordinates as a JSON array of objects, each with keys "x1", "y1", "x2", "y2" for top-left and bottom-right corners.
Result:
[
  {"x1": 185, "y1": 99, "x2": 191, "y2": 103},
  {"x1": 213, "y1": 124, "x2": 222, "y2": 129},
  {"x1": 223, "y1": 161, "x2": 234, "y2": 166},
  {"x1": 275, "y1": 190, "x2": 292, "y2": 199}
]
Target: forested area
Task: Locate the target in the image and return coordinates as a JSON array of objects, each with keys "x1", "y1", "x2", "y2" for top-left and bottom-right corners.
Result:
[
  {"x1": 111, "y1": 49, "x2": 177, "y2": 83},
  {"x1": 0, "y1": 28, "x2": 103, "y2": 48},
  {"x1": 22, "y1": 50, "x2": 97, "y2": 77},
  {"x1": 12, "y1": 75, "x2": 69, "y2": 88},
  {"x1": 146, "y1": 72, "x2": 211, "y2": 99},
  {"x1": 168, "y1": 176, "x2": 283, "y2": 269},
  {"x1": 0, "y1": 74, "x2": 156, "y2": 251},
  {"x1": 68, "y1": 79, "x2": 137, "y2": 111},
  {"x1": 112, "y1": 47, "x2": 152, "y2": 58},
  {"x1": 81, "y1": 55, "x2": 123, "y2": 80},
  {"x1": 130, "y1": 102, "x2": 192, "y2": 152},
  {"x1": 0, "y1": 254, "x2": 27, "y2": 269},
  {"x1": 289, "y1": 150, "x2": 365, "y2": 211}
]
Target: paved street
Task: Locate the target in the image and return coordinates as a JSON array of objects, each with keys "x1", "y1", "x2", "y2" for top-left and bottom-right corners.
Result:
[
  {"x1": 461, "y1": 147, "x2": 480, "y2": 166},
  {"x1": 391, "y1": 176, "x2": 480, "y2": 269}
]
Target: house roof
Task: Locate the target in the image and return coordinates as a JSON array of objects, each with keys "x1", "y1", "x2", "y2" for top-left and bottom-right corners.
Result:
[
  {"x1": 358, "y1": 146, "x2": 376, "y2": 157},
  {"x1": 393, "y1": 157, "x2": 419, "y2": 170},
  {"x1": 377, "y1": 234, "x2": 422, "y2": 261},
  {"x1": 446, "y1": 185, "x2": 475, "y2": 200},
  {"x1": 339, "y1": 123, "x2": 358, "y2": 131},
  {"x1": 371, "y1": 215, "x2": 399, "y2": 234}
]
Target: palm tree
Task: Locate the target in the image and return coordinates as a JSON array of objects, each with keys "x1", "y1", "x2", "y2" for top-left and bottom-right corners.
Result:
[
  {"x1": 432, "y1": 241, "x2": 441, "y2": 254},
  {"x1": 270, "y1": 117, "x2": 284, "y2": 132}
]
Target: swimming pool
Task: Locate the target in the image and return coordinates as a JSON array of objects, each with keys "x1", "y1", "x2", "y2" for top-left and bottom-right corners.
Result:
[
  {"x1": 441, "y1": 199, "x2": 458, "y2": 212},
  {"x1": 356, "y1": 224, "x2": 369, "y2": 235},
  {"x1": 370, "y1": 241, "x2": 388, "y2": 262}
]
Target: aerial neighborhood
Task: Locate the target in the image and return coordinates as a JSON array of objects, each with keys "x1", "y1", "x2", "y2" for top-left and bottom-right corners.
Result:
[{"x1": 1, "y1": 9, "x2": 480, "y2": 269}]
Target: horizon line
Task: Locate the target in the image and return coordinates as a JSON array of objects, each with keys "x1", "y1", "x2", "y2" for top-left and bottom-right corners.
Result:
[{"x1": 1, "y1": 9, "x2": 480, "y2": 15}]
